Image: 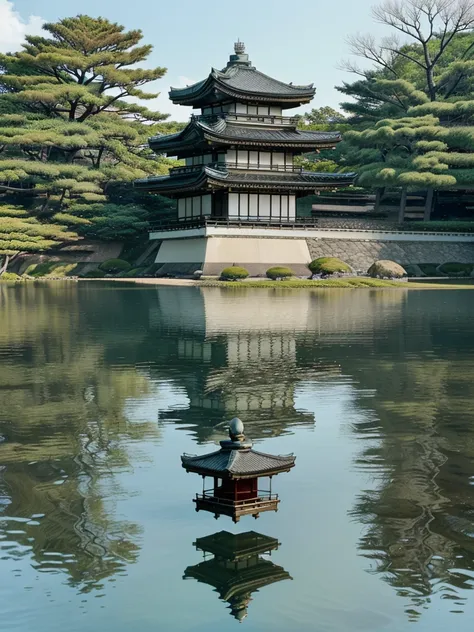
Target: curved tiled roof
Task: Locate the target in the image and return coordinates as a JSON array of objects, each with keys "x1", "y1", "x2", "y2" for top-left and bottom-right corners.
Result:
[
  {"x1": 135, "y1": 164, "x2": 356, "y2": 194},
  {"x1": 169, "y1": 56, "x2": 315, "y2": 106},
  {"x1": 149, "y1": 115, "x2": 341, "y2": 155},
  {"x1": 181, "y1": 447, "x2": 295, "y2": 478}
]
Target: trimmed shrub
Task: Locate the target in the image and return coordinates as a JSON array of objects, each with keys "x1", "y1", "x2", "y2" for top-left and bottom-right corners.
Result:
[
  {"x1": 418, "y1": 263, "x2": 441, "y2": 277},
  {"x1": 437, "y1": 262, "x2": 474, "y2": 276},
  {"x1": 220, "y1": 266, "x2": 249, "y2": 280},
  {"x1": 82, "y1": 269, "x2": 103, "y2": 278},
  {"x1": 368, "y1": 260, "x2": 406, "y2": 279},
  {"x1": 266, "y1": 266, "x2": 294, "y2": 279},
  {"x1": 121, "y1": 267, "x2": 147, "y2": 278},
  {"x1": 308, "y1": 257, "x2": 351, "y2": 275},
  {"x1": 99, "y1": 258, "x2": 131, "y2": 274},
  {"x1": 0, "y1": 272, "x2": 21, "y2": 281},
  {"x1": 402, "y1": 264, "x2": 422, "y2": 278}
]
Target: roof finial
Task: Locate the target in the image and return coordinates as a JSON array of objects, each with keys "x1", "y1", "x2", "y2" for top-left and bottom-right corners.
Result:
[
  {"x1": 229, "y1": 417, "x2": 245, "y2": 441},
  {"x1": 234, "y1": 40, "x2": 245, "y2": 55}
]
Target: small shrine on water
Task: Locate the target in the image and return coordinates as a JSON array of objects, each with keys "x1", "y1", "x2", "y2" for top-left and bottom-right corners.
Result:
[
  {"x1": 184, "y1": 530, "x2": 291, "y2": 622},
  {"x1": 181, "y1": 418, "x2": 295, "y2": 522},
  {"x1": 136, "y1": 43, "x2": 354, "y2": 275}
]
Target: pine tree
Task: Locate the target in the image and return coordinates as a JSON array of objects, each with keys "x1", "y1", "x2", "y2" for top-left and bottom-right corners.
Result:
[{"x1": 0, "y1": 15, "x2": 175, "y2": 271}]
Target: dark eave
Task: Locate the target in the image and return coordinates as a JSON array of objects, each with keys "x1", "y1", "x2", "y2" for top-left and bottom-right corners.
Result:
[
  {"x1": 169, "y1": 65, "x2": 315, "y2": 108},
  {"x1": 193, "y1": 531, "x2": 279, "y2": 558},
  {"x1": 149, "y1": 115, "x2": 341, "y2": 156},
  {"x1": 181, "y1": 447, "x2": 295, "y2": 479},
  {"x1": 135, "y1": 165, "x2": 356, "y2": 195}
]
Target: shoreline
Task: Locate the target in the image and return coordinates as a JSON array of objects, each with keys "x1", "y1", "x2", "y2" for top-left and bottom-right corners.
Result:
[
  {"x1": 77, "y1": 277, "x2": 474, "y2": 289},
  {"x1": 3, "y1": 276, "x2": 474, "y2": 289}
]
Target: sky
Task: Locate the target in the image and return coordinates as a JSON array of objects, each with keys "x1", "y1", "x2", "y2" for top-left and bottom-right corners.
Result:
[{"x1": 2, "y1": 0, "x2": 392, "y2": 121}]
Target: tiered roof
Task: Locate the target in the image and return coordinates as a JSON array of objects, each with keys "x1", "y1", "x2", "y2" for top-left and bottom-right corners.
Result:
[
  {"x1": 136, "y1": 164, "x2": 355, "y2": 195},
  {"x1": 149, "y1": 115, "x2": 341, "y2": 156},
  {"x1": 170, "y1": 43, "x2": 314, "y2": 108},
  {"x1": 181, "y1": 417, "x2": 295, "y2": 479}
]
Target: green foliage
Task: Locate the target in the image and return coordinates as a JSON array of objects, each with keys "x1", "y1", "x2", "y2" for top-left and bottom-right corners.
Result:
[
  {"x1": 0, "y1": 15, "x2": 178, "y2": 246},
  {"x1": 220, "y1": 266, "x2": 249, "y2": 281},
  {"x1": 203, "y1": 278, "x2": 411, "y2": 289},
  {"x1": 308, "y1": 257, "x2": 351, "y2": 274},
  {"x1": 24, "y1": 261, "x2": 78, "y2": 277},
  {"x1": 81, "y1": 268, "x2": 103, "y2": 278},
  {"x1": 0, "y1": 271, "x2": 21, "y2": 281},
  {"x1": 438, "y1": 262, "x2": 474, "y2": 276},
  {"x1": 418, "y1": 263, "x2": 442, "y2": 276},
  {"x1": 266, "y1": 266, "x2": 294, "y2": 279},
  {"x1": 121, "y1": 267, "x2": 147, "y2": 278},
  {"x1": 0, "y1": 204, "x2": 78, "y2": 255},
  {"x1": 99, "y1": 258, "x2": 131, "y2": 274}
]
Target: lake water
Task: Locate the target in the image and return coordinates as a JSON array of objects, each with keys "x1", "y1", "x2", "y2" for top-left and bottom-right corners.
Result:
[{"x1": 1, "y1": 282, "x2": 474, "y2": 631}]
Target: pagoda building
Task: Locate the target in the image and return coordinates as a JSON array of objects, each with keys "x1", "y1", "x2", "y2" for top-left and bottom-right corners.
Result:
[
  {"x1": 136, "y1": 43, "x2": 355, "y2": 276},
  {"x1": 184, "y1": 530, "x2": 291, "y2": 622},
  {"x1": 181, "y1": 418, "x2": 295, "y2": 522}
]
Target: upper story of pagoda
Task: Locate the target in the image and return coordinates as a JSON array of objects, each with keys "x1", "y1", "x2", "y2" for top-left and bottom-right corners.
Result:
[
  {"x1": 169, "y1": 41, "x2": 315, "y2": 112},
  {"x1": 147, "y1": 43, "x2": 342, "y2": 160}
]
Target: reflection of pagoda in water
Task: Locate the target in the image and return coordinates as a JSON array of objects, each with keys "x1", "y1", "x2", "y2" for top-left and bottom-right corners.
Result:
[
  {"x1": 151, "y1": 287, "x2": 328, "y2": 442},
  {"x1": 184, "y1": 530, "x2": 291, "y2": 622}
]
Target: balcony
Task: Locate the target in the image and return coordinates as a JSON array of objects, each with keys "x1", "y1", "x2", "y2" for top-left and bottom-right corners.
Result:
[
  {"x1": 170, "y1": 162, "x2": 301, "y2": 176},
  {"x1": 149, "y1": 216, "x2": 320, "y2": 231},
  {"x1": 194, "y1": 489, "x2": 280, "y2": 522},
  {"x1": 224, "y1": 112, "x2": 298, "y2": 127}
]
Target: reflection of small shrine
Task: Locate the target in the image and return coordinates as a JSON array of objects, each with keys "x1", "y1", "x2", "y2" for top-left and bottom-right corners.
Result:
[
  {"x1": 181, "y1": 418, "x2": 295, "y2": 522},
  {"x1": 184, "y1": 530, "x2": 291, "y2": 622}
]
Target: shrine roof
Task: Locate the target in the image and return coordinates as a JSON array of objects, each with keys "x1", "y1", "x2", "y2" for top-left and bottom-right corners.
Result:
[
  {"x1": 135, "y1": 164, "x2": 356, "y2": 194},
  {"x1": 169, "y1": 45, "x2": 314, "y2": 106},
  {"x1": 193, "y1": 531, "x2": 279, "y2": 558},
  {"x1": 149, "y1": 115, "x2": 341, "y2": 154},
  {"x1": 181, "y1": 447, "x2": 295, "y2": 478}
]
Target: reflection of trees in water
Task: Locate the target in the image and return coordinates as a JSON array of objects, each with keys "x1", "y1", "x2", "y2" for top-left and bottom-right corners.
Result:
[
  {"x1": 336, "y1": 292, "x2": 474, "y2": 619},
  {"x1": 0, "y1": 283, "x2": 160, "y2": 592}
]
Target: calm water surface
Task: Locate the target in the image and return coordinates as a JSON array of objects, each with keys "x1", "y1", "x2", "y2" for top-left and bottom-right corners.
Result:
[{"x1": 1, "y1": 282, "x2": 474, "y2": 631}]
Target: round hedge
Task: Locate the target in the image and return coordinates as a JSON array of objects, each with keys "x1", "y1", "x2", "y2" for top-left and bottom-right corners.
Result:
[
  {"x1": 266, "y1": 266, "x2": 294, "y2": 279},
  {"x1": 308, "y1": 257, "x2": 351, "y2": 275},
  {"x1": 0, "y1": 272, "x2": 21, "y2": 281},
  {"x1": 220, "y1": 266, "x2": 249, "y2": 280},
  {"x1": 99, "y1": 258, "x2": 131, "y2": 274},
  {"x1": 82, "y1": 269, "x2": 104, "y2": 278},
  {"x1": 437, "y1": 262, "x2": 474, "y2": 276}
]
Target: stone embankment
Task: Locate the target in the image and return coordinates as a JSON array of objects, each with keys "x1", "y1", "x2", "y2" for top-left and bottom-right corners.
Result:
[{"x1": 307, "y1": 236, "x2": 474, "y2": 271}]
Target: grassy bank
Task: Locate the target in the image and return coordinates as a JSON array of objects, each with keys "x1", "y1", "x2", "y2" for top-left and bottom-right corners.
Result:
[{"x1": 199, "y1": 277, "x2": 474, "y2": 289}]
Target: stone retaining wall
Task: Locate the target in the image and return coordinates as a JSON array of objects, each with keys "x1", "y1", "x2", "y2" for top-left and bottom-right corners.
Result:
[{"x1": 307, "y1": 238, "x2": 474, "y2": 270}]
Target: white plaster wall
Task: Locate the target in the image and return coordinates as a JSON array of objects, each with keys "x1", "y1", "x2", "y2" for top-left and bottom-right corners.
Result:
[
  {"x1": 260, "y1": 194, "x2": 271, "y2": 218},
  {"x1": 229, "y1": 193, "x2": 239, "y2": 216},
  {"x1": 155, "y1": 238, "x2": 207, "y2": 264},
  {"x1": 202, "y1": 194, "x2": 212, "y2": 216},
  {"x1": 289, "y1": 196, "x2": 296, "y2": 220},
  {"x1": 205, "y1": 237, "x2": 311, "y2": 264},
  {"x1": 273, "y1": 152, "x2": 285, "y2": 166}
]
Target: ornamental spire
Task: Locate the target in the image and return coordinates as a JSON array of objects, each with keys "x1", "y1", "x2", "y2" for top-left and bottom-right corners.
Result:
[{"x1": 234, "y1": 40, "x2": 245, "y2": 55}]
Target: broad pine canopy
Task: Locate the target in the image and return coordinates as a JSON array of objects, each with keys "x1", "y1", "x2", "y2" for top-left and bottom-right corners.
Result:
[{"x1": 0, "y1": 15, "x2": 176, "y2": 264}]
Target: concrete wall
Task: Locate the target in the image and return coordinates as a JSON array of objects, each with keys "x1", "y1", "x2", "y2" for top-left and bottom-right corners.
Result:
[
  {"x1": 154, "y1": 236, "x2": 311, "y2": 276},
  {"x1": 307, "y1": 238, "x2": 474, "y2": 270}
]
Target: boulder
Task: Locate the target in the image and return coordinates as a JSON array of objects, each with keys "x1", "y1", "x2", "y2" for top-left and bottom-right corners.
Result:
[{"x1": 367, "y1": 260, "x2": 407, "y2": 279}]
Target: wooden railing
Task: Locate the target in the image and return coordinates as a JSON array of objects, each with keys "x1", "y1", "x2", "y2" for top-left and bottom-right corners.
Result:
[
  {"x1": 149, "y1": 216, "x2": 320, "y2": 231},
  {"x1": 170, "y1": 162, "x2": 300, "y2": 175},
  {"x1": 197, "y1": 489, "x2": 279, "y2": 508}
]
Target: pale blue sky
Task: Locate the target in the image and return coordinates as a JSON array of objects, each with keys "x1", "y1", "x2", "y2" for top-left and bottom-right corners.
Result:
[{"x1": 13, "y1": 0, "x2": 391, "y2": 120}]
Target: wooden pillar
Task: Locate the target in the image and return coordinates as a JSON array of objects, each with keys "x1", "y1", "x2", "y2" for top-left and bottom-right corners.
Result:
[
  {"x1": 398, "y1": 188, "x2": 407, "y2": 224},
  {"x1": 424, "y1": 187, "x2": 434, "y2": 221}
]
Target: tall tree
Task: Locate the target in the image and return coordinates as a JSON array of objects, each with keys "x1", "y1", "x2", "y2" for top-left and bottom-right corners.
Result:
[{"x1": 0, "y1": 15, "x2": 175, "y2": 272}]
